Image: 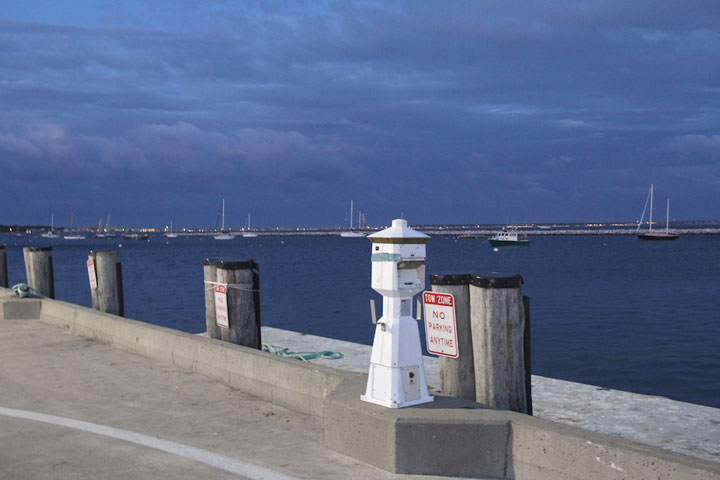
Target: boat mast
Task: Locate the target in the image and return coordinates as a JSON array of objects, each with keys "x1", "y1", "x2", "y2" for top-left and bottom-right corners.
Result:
[
  {"x1": 666, "y1": 198, "x2": 670, "y2": 234},
  {"x1": 349, "y1": 200, "x2": 354, "y2": 230},
  {"x1": 649, "y1": 184, "x2": 654, "y2": 232},
  {"x1": 221, "y1": 199, "x2": 225, "y2": 231}
]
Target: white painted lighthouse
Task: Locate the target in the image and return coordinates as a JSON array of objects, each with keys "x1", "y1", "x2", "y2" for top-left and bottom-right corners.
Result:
[{"x1": 361, "y1": 219, "x2": 434, "y2": 408}]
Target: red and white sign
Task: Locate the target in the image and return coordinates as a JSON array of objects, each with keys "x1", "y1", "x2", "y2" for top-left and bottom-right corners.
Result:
[
  {"x1": 423, "y1": 291, "x2": 459, "y2": 358},
  {"x1": 214, "y1": 284, "x2": 229, "y2": 328},
  {"x1": 87, "y1": 258, "x2": 97, "y2": 290}
]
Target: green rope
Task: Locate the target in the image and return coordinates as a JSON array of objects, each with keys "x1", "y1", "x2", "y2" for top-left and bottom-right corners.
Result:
[
  {"x1": 11, "y1": 283, "x2": 45, "y2": 298},
  {"x1": 262, "y1": 343, "x2": 343, "y2": 362}
]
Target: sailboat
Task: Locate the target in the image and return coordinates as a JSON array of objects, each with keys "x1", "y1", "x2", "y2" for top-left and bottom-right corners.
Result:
[
  {"x1": 340, "y1": 200, "x2": 365, "y2": 237},
  {"x1": 165, "y1": 220, "x2": 179, "y2": 238},
  {"x1": 41, "y1": 213, "x2": 59, "y2": 238},
  {"x1": 96, "y1": 214, "x2": 116, "y2": 238},
  {"x1": 63, "y1": 210, "x2": 86, "y2": 240},
  {"x1": 636, "y1": 184, "x2": 679, "y2": 241},
  {"x1": 214, "y1": 199, "x2": 234, "y2": 240},
  {"x1": 242, "y1": 213, "x2": 258, "y2": 237}
]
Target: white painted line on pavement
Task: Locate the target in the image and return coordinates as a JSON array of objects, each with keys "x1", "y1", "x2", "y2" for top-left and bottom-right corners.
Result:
[{"x1": 0, "y1": 406, "x2": 299, "y2": 480}]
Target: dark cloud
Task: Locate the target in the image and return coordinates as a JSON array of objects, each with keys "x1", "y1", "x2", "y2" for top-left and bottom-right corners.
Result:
[{"x1": 1, "y1": 1, "x2": 719, "y2": 226}]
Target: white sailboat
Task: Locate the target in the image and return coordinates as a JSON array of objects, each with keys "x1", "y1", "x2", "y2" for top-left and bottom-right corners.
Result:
[
  {"x1": 165, "y1": 220, "x2": 178, "y2": 238},
  {"x1": 63, "y1": 210, "x2": 86, "y2": 240},
  {"x1": 242, "y1": 213, "x2": 258, "y2": 237},
  {"x1": 636, "y1": 184, "x2": 679, "y2": 241},
  {"x1": 96, "y1": 214, "x2": 116, "y2": 238},
  {"x1": 41, "y1": 213, "x2": 59, "y2": 238},
  {"x1": 340, "y1": 200, "x2": 365, "y2": 237},
  {"x1": 214, "y1": 199, "x2": 233, "y2": 240}
]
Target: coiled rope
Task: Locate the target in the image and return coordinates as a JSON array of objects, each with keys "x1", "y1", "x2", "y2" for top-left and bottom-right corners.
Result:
[
  {"x1": 11, "y1": 283, "x2": 45, "y2": 298},
  {"x1": 262, "y1": 343, "x2": 343, "y2": 362}
]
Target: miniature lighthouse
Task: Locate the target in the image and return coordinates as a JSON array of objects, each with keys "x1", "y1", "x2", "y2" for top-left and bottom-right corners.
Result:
[{"x1": 361, "y1": 219, "x2": 434, "y2": 408}]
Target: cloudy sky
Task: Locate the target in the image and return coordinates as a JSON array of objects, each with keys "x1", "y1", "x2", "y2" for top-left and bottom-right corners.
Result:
[{"x1": 1, "y1": 1, "x2": 719, "y2": 229}]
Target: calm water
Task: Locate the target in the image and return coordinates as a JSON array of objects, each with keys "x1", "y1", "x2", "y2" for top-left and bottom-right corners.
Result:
[{"x1": 3, "y1": 233, "x2": 719, "y2": 408}]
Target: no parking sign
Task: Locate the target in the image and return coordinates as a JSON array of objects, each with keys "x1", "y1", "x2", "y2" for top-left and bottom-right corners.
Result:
[
  {"x1": 422, "y1": 291, "x2": 458, "y2": 358},
  {"x1": 214, "y1": 284, "x2": 229, "y2": 328}
]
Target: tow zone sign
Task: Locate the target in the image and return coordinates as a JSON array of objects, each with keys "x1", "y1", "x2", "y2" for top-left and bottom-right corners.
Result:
[
  {"x1": 214, "y1": 284, "x2": 229, "y2": 328},
  {"x1": 423, "y1": 291, "x2": 459, "y2": 358},
  {"x1": 86, "y1": 258, "x2": 97, "y2": 290}
]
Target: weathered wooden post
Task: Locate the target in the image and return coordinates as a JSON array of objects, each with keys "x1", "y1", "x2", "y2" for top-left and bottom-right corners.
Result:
[
  {"x1": 204, "y1": 259, "x2": 261, "y2": 348},
  {"x1": 88, "y1": 251, "x2": 124, "y2": 316},
  {"x1": 469, "y1": 274, "x2": 528, "y2": 413},
  {"x1": 523, "y1": 295, "x2": 532, "y2": 415},
  {"x1": 203, "y1": 259, "x2": 221, "y2": 339},
  {"x1": 22, "y1": 246, "x2": 54, "y2": 298},
  {"x1": 216, "y1": 260, "x2": 261, "y2": 348},
  {"x1": 0, "y1": 245, "x2": 8, "y2": 288},
  {"x1": 430, "y1": 273, "x2": 475, "y2": 401}
]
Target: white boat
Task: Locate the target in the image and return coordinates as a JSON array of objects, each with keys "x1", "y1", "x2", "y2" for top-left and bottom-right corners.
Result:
[
  {"x1": 41, "y1": 213, "x2": 59, "y2": 238},
  {"x1": 64, "y1": 210, "x2": 86, "y2": 240},
  {"x1": 340, "y1": 200, "x2": 366, "y2": 237},
  {"x1": 636, "y1": 184, "x2": 678, "y2": 241},
  {"x1": 122, "y1": 232, "x2": 149, "y2": 240},
  {"x1": 165, "y1": 220, "x2": 179, "y2": 238},
  {"x1": 488, "y1": 226, "x2": 529, "y2": 246},
  {"x1": 214, "y1": 199, "x2": 234, "y2": 240},
  {"x1": 242, "y1": 213, "x2": 258, "y2": 237}
]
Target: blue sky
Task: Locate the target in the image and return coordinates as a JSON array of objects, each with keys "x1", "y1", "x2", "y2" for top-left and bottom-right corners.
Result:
[{"x1": 1, "y1": 1, "x2": 719, "y2": 228}]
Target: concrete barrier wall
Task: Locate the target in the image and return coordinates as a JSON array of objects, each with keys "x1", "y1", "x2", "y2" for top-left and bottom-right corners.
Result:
[
  {"x1": 38, "y1": 295, "x2": 343, "y2": 417},
  {"x1": 509, "y1": 419, "x2": 720, "y2": 479},
  {"x1": 2, "y1": 288, "x2": 718, "y2": 480}
]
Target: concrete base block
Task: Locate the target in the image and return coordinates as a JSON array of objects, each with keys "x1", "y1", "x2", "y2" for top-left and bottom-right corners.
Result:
[
  {"x1": 324, "y1": 374, "x2": 511, "y2": 477},
  {"x1": 1, "y1": 298, "x2": 42, "y2": 320},
  {"x1": 395, "y1": 418, "x2": 509, "y2": 477}
]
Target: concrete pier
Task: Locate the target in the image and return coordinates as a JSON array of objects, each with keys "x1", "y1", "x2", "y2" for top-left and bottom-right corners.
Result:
[{"x1": 1, "y1": 287, "x2": 718, "y2": 479}]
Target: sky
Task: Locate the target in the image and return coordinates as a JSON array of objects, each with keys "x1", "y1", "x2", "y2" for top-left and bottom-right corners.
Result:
[{"x1": 1, "y1": 1, "x2": 719, "y2": 229}]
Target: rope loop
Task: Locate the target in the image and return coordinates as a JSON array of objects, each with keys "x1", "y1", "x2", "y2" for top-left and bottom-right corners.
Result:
[
  {"x1": 262, "y1": 343, "x2": 343, "y2": 362},
  {"x1": 11, "y1": 283, "x2": 45, "y2": 298},
  {"x1": 204, "y1": 281, "x2": 259, "y2": 292}
]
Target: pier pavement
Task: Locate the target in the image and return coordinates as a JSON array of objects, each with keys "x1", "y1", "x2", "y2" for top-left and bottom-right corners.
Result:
[{"x1": 0, "y1": 319, "x2": 455, "y2": 480}]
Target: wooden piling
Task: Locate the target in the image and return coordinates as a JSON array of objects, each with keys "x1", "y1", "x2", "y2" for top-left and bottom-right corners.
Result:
[
  {"x1": 216, "y1": 260, "x2": 261, "y2": 349},
  {"x1": 22, "y1": 246, "x2": 54, "y2": 298},
  {"x1": 430, "y1": 274, "x2": 475, "y2": 401},
  {"x1": 523, "y1": 295, "x2": 532, "y2": 415},
  {"x1": 0, "y1": 245, "x2": 7, "y2": 288},
  {"x1": 88, "y1": 251, "x2": 124, "y2": 316},
  {"x1": 469, "y1": 274, "x2": 528, "y2": 413}
]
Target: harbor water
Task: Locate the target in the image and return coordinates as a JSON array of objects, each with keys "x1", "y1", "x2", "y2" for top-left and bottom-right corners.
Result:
[{"x1": 2, "y1": 233, "x2": 719, "y2": 408}]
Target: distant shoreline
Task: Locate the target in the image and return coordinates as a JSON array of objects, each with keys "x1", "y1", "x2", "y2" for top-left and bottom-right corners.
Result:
[
  {"x1": 4, "y1": 229, "x2": 720, "y2": 238},
  {"x1": 3, "y1": 222, "x2": 720, "y2": 237}
]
